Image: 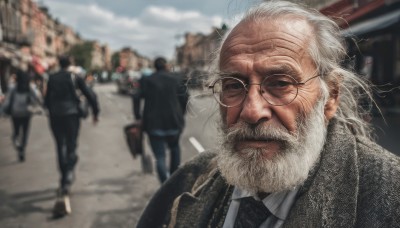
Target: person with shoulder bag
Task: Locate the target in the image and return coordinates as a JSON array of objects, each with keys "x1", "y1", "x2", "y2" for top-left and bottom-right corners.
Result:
[
  {"x1": 3, "y1": 64, "x2": 42, "y2": 162},
  {"x1": 44, "y1": 55, "x2": 100, "y2": 217}
]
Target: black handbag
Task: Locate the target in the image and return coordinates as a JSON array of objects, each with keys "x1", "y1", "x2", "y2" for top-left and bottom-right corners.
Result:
[
  {"x1": 78, "y1": 98, "x2": 89, "y2": 118},
  {"x1": 123, "y1": 123, "x2": 153, "y2": 174},
  {"x1": 2, "y1": 89, "x2": 14, "y2": 115},
  {"x1": 124, "y1": 123, "x2": 143, "y2": 158}
]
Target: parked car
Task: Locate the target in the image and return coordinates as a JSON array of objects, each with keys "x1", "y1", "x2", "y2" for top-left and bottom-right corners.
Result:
[{"x1": 116, "y1": 70, "x2": 141, "y2": 94}]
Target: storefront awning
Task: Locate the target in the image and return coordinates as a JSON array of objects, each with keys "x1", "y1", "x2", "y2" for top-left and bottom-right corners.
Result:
[
  {"x1": 0, "y1": 45, "x2": 18, "y2": 60},
  {"x1": 341, "y1": 9, "x2": 400, "y2": 37}
]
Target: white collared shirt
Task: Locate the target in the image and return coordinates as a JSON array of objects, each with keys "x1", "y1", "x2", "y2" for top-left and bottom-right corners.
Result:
[{"x1": 222, "y1": 186, "x2": 299, "y2": 228}]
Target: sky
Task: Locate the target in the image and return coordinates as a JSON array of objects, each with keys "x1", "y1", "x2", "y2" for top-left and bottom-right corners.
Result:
[{"x1": 35, "y1": 0, "x2": 260, "y2": 59}]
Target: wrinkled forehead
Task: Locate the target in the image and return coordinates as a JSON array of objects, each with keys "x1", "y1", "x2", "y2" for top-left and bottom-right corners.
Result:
[{"x1": 219, "y1": 16, "x2": 314, "y2": 66}]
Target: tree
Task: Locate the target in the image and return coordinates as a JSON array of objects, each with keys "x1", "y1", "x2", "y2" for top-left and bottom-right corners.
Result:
[
  {"x1": 68, "y1": 41, "x2": 94, "y2": 70},
  {"x1": 111, "y1": 51, "x2": 120, "y2": 70}
]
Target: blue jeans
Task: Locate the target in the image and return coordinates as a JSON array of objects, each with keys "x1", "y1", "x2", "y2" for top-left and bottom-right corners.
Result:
[
  {"x1": 11, "y1": 116, "x2": 31, "y2": 153},
  {"x1": 148, "y1": 134, "x2": 181, "y2": 183},
  {"x1": 50, "y1": 114, "x2": 80, "y2": 189}
]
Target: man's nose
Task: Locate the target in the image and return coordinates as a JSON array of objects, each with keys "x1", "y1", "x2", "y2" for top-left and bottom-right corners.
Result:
[{"x1": 239, "y1": 84, "x2": 272, "y2": 124}]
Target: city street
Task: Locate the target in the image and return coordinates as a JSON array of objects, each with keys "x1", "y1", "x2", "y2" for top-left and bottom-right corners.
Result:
[
  {"x1": 0, "y1": 83, "x2": 220, "y2": 228},
  {"x1": 0, "y1": 83, "x2": 399, "y2": 228}
]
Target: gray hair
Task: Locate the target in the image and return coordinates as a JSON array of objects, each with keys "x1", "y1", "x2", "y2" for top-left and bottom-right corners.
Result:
[{"x1": 208, "y1": 0, "x2": 375, "y2": 139}]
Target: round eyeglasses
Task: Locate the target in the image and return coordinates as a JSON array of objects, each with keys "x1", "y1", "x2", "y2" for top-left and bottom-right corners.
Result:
[{"x1": 208, "y1": 74, "x2": 320, "y2": 107}]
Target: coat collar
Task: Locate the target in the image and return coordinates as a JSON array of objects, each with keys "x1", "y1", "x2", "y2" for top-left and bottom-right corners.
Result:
[{"x1": 169, "y1": 170, "x2": 233, "y2": 228}]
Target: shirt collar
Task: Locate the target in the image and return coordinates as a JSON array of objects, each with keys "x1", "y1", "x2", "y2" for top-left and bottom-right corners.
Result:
[{"x1": 232, "y1": 186, "x2": 299, "y2": 220}]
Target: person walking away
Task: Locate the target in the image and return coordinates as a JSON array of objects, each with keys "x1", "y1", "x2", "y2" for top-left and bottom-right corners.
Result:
[
  {"x1": 84, "y1": 71, "x2": 99, "y2": 117},
  {"x1": 44, "y1": 55, "x2": 99, "y2": 217},
  {"x1": 85, "y1": 71, "x2": 96, "y2": 88},
  {"x1": 133, "y1": 57, "x2": 188, "y2": 183},
  {"x1": 3, "y1": 64, "x2": 42, "y2": 162}
]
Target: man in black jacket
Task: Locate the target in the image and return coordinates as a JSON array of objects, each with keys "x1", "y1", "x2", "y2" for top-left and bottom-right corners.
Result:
[
  {"x1": 45, "y1": 56, "x2": 99, "y2": 197},
  {"x1": 134, "y1": 57, "x2": 188, "y2": 183}
]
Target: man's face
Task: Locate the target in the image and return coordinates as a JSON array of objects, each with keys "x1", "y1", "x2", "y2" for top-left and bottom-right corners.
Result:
[
  {"x1": 219, "y1": 17, "x2": 327, "y2": 159},
  {"x1": 216, "y1": 17, "x2": 338, "y2": 193}
]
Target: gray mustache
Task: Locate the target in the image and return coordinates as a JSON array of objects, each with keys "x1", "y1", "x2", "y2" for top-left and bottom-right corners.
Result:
[{"x1": 224, "y1": 121, "x2": 297, "y2": 144}]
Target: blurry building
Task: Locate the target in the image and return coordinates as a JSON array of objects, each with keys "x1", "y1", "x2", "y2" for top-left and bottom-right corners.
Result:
[
  {"x1": 175, "y1": 24, "x2": 228, "y2": 71},
  {"x1": 102, "y1": 44, "x2": 112, "y2": 71},
  {"x1": 0, "y1": 0, "x2": 111, "y2": 95},
  {"x1": 118, "y1": 47, "x2": 151, "y2": 71},
  {"x1": 0, "y1": 0, "x2": 84, "y2": 94},
  {"x1": 87, "y1": 41, "x2": 112, "y2": 80},
  {"x1": 320, "y1": 0, "x2": 400, "y2": 110},
  {"x1": 90, "y1": 41, "x2": 104, "y2": 70}
]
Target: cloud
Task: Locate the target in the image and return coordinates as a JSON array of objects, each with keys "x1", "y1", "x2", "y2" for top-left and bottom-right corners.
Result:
[{"x1": 41, "y1": 1, "x2": 225, "y2": 59}]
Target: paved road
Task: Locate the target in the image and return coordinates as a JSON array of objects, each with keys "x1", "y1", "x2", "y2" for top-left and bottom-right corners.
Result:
[
  {"x1": 0, "y1": 83, "x2": 398, "y2": 228},
  {"x1": 0, "y1": 83, "x2": 219, "y2": 228}
]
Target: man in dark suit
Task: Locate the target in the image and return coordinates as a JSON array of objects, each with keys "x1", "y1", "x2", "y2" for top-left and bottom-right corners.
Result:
[
  {"x1": 134, "y1": 57, "x2": 188, "y2": 183},
  {"x1": 45, "y1": 56, "x2": 99, "y2": 198}
]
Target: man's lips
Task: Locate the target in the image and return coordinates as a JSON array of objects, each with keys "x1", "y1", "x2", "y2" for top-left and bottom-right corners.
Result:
[
  {"x1": 234, "y1": 139, "x2": 283, "y2": 159},
  {"x1": 234, "y1": 138, "x2": 283, "y2": 149}
]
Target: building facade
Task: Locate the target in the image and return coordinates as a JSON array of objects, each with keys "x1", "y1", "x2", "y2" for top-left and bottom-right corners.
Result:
[
  {"x1": 118, "y1": 47, "x2": 151, "y2": 71},
  {"x1": 175, "y1": 25, "x2": 228, "y2": 71},
  {"x1": 320, "y1": 0, "x2": 400, "y2": 110},
  {"x1": 0, "y1": 0, "x2": 111, "y2": 94}
]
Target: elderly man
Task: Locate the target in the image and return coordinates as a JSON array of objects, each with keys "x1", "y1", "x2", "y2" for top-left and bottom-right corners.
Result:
[{"x1": 137, "y1": 1, "x2": 400, "y2": 227}]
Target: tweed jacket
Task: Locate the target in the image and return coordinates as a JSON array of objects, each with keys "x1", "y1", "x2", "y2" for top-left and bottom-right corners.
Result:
[{"x1": 137, "y1": 119, "x2": 400, "y2": 227}]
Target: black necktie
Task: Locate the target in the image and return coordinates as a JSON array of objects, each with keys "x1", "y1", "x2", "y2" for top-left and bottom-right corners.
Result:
[{"x1": 234, "y1": 196, "x2": 271, "y2": 228}]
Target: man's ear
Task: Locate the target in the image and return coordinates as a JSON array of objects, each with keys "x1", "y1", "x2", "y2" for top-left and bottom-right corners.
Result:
[{"x1": 324, "y1": 75, "x2": 340, "y2": 121}]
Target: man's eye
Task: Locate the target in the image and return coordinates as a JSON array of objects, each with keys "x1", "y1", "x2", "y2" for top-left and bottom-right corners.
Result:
[
  {"x1": 223, "y1": 82, "x2": 243, "y2": 91},
  {"x1": 263, "y1": 75, "x2": 295, "y2": 89},
  {"x1": 266, "y1": 80, "x2": 292, "y2": 88}
]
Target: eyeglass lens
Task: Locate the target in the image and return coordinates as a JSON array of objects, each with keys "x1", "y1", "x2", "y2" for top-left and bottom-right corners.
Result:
[{"x1": 213, "y1": 75, "x2": 299, "y2": 107}]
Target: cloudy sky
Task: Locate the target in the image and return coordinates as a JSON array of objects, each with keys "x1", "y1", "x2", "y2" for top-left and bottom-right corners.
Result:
[{"x1": 36, "y1": 0, "x2": 261, "y2": 59}]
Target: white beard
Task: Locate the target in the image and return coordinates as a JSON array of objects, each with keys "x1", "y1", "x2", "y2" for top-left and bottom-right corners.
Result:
[{"x1": 217, "y1": 99, "x2": 328, "y2": 194}]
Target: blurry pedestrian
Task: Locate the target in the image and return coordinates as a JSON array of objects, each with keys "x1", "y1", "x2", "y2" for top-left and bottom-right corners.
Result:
[
  {"x1": 44, "y1": 55, "x2": 100, "y2": 216},
  {"x1": 85, "y1": 71, "x2": 96, "y2": 88},
  {"x1": 84, "y1": 71, "x2": 99, "y2": 117},
  {"x1": 133, "y1": 57, "x2": 188, "y2": 183},
  {"x1": 2, "y1": 62, "x2": 42, "y2": 162}
]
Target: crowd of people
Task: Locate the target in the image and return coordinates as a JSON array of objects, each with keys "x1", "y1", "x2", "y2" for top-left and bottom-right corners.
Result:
[{"x1": 0, "y1": 53, "x2": 189, "y2": 218}]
